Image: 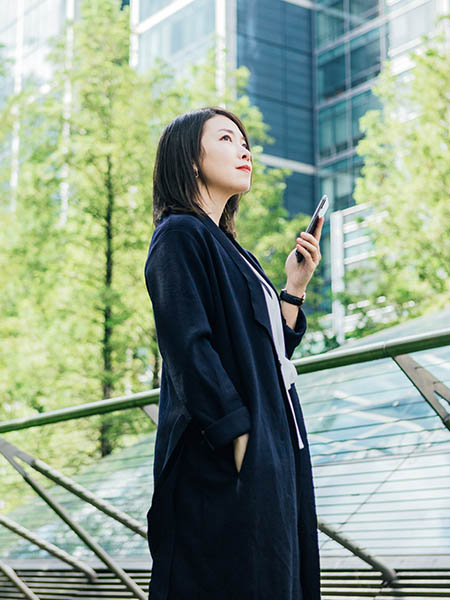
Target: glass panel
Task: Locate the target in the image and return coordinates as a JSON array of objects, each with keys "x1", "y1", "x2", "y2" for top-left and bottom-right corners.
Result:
[
  {"x1": 315, "y1": 0, "x2": 346, "y2": 48},
  {"x1": 349, "y1": 0, "x2": 381, "y2": 30},
  {"x1": 319, "y1": 99, "x2": 349, "y2": 158},
  {"x1": 317, "y1": 44, "x2": 346, "y2": 102},
  {"x1": 319, "y1": 158, "x2": 352, "y2": 211},
  {"x1": 351, "y1": 89, "x2": 380, "y2": 145},
  {"x1": 350, "y1": 28, "x2": 381, "y2": 87},
  {"x1": 138, "y1": 0, "x2": 215, "y2": 72},
  {"x1": 388, "y1": 0, "x2": 436, "y2": 50},
  {"x1": 139, "y1": 0, "x2": 175, "y2": 23}
]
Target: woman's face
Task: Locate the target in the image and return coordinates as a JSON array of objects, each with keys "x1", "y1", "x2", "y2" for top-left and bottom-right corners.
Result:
[{"x1": 197, "y1": 115, "x2": 252, "y2": 199}]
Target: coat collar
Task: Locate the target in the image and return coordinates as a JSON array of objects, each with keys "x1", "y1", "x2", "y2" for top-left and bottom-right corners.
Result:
[{"x1": 196, "y1": 213, "x2": 279, "y2": 342}]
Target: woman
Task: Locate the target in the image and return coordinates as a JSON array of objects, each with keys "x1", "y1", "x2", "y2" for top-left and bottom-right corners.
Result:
[{"x1": 144, "y1": 106, "x2": 323, "y2": 600}]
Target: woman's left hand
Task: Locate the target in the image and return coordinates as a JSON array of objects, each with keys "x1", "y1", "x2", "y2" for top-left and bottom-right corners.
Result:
[{"x1": 284, "y1": 216, "x2": 324, "y2": 295}]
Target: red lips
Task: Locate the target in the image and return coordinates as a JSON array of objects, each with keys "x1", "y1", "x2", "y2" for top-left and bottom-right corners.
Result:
[{"x1": 237, "y1": 165, "x2": 252, "y2": 173}]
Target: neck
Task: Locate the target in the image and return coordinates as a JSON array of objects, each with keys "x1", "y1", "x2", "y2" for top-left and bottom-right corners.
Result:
[{"x1": 196, "y1": 184, "x2": 230, "y2": 226}]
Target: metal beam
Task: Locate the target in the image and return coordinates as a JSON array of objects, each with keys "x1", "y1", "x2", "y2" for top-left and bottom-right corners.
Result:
[
  {"x1": 0, "y1": 388, "x2": 160, "y2": 433},
  {"x1": 0, "y1": 515, "x2": 97, "y2": 582},
  {"x1": 0, "y1": 443, "x2": 147, "y2": 600},
  {"x1": 393, "y1": 353, "x2": 450, "y2": 431},
  {"x1": 0, "y1": 439, "x2": 147, "y2": 537},
  {"x1": 294, "y1": 328, "x2": 450, "y2": 374},
  {"x1": 0, "y1": 559, "x2": 40, "y2": 600},
  {"x1": 0, "y1": 329, "x2": 448, "y2": 434},
  {"x1": 318, "y1": 519, "x2": 398, "y2": 584}
]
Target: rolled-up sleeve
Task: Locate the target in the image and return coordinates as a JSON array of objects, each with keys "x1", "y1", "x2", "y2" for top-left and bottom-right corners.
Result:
[{"x1": 145, "y1": 228, "x2": 251, "y2": 451}]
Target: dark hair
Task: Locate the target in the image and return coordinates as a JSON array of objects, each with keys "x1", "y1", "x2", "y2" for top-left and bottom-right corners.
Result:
[{"x1": 152, "y1": 106, "x2": 251, "y2": 238}]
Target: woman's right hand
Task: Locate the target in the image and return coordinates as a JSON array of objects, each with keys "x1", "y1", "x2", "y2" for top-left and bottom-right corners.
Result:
[{"x1": 233, "y1": 432, "x2": 249, "y2": 473}]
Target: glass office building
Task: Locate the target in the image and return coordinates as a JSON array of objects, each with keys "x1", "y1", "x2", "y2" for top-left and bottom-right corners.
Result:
[
  {"x1": 131, "y1": 0, "x2": 446, "y2": 316},
  {"x1": 1, "y1": 0, "x2": 446, "y2": 317}
]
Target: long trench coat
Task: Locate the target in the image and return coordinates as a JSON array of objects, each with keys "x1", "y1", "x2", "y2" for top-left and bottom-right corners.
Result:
[{"x1": 144, "y1": 211, "x2": 320, "y2": 600}]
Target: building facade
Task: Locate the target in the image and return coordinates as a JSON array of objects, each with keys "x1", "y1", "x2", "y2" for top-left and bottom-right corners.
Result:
[
  {"x1": 1, "y1": 0, "x2": 446, "y2": 329},
  {"x1": 130, "y1": 0, "x2": 446, "y2": 321}
]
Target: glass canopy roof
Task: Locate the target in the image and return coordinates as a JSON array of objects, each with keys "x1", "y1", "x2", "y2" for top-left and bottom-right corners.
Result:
[{"x1": 0, "y1": 307, "x2": 449, "y2": 565}]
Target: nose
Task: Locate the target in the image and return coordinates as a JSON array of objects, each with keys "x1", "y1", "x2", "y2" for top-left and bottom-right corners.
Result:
[{"x1": 240, "y1": 145, "x2": 251, "y2": 161}]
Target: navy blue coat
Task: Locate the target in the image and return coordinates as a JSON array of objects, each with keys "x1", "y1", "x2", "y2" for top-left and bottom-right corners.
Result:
[{"x1": 144, "y1": 211, "x2": 320, "y2": 600}]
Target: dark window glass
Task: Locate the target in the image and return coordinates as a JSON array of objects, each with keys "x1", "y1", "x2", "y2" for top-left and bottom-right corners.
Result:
[
  {"x1": 319, "y1": 99, "x2": 349, "y2": 158},
  {"x1": 315, "y1": 0, "x2": 346, "y2": 47},
  {"x1": 349, "y1": 0, "x2": 381, "y2": 29},
  {"x1": 318, "y1": 44, "x2": 346, "y2": 101},
  {"x1": 320, "y1": 159, "x2": 352, "y2": 211},
  {"x1": 350, "y1": 28, "x2": 381, "y2": 87},
  {"x1": 351, "y1": 89, "x2": 380, "y2": 145}
]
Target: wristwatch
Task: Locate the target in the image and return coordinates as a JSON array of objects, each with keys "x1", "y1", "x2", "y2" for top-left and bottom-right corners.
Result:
[{"x1": 280, "y1": 288, "x2": 306, "y2": 306}]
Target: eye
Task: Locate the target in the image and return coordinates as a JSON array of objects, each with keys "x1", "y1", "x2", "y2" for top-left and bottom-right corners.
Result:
[{"x1": 221, "y1": 134, "x2": 232, "y2": 142}]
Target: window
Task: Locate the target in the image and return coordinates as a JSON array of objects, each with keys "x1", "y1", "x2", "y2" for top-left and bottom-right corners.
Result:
[
  {"x1": 349, "y1": 0, "x2": 381, "y2": 30},
  {"x1": 351, "y1": 90, "x2": 380, "y2": 145},
  {"x1": 320, "y1": 159, "x2": 353, "y2": 211},
  {"x1": 138, "y1": 0, "x2": 215, "y2": 72},
  {"x1": 318, "y1": 44, "x2": 346, "y2": 102},
  {"x1": 315, "y1": 0, "x2": 346, "y2": 47},
  {"x1": 388, "y1": 1, "x2": 435, "y2": 50},
  {"x1": 139, "y1": 0, "x2": 175, "y2": 23},
  {"x1": 350, "y1": 28, "x2": 381, "y2": 87},
  {"x1": 319, "y1": 100, "x2": 349, "y2": 158}
]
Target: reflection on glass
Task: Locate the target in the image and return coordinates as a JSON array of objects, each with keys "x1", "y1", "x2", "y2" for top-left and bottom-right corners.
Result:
[
  {"x1": 315, "y1": 0, "x2": 346, "y2": 47},
  {"x1": 349, "y1": 0, "x2": 381, "y2": 29},
  {"x1": 138, "y1": 0, "x2": 215, "y2": 72},
  {"x1": 320, "y1": 158, "x2": 353, "y2": 212},
  {"x1": 388, "y1": 0, "x2": 435, "y2": 50},
  {"x1": 350, "y1": 28, "x2": 381, "y2": 87},
  {"x1": 351, "y1": 90, "x2": 380, "y2": 145},
  {"x1": 319, "y1": 99, "x2": 349, "y2": 158},
  {"x1": 139, "y1": 0, "x2": 175, "y2": 23},
  {"x1": 318, "y1": 44, "x2": 346, "y2": 102}
]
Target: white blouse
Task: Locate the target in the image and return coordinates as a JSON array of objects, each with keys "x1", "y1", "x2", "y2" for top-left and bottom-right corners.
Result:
[{"x1": 237, "y1": 251, "x2": 304, "y2": 450}]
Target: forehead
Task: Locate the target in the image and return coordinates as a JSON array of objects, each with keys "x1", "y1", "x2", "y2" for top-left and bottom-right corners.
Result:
[{"x1": 204, "y1": 114, "x2": 245, "y2": 139}]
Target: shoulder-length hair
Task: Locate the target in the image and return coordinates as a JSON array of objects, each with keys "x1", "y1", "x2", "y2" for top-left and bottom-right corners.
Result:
[{"x1": 152, "y1": 106, "x2": 251, "y2": 238}]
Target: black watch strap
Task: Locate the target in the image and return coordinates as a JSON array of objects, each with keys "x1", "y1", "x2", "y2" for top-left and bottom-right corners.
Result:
[{"x1": 280, "y1": 288, "x2": 305, "y2": 306}]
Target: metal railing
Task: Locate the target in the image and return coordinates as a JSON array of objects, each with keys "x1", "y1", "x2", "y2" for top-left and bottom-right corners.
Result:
[{"x1": 1, "y1": 327, "x2": 449, "y2": 594}]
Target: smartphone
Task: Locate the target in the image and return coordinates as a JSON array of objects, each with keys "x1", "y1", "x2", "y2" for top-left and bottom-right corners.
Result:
[{"x1": 296, "y1": 194, "x2": 329, "y2": 263}]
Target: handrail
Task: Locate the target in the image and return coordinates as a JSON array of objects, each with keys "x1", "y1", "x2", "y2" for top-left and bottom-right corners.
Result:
[
  {"x1": 0, "y1": 559, "x2": 40, "y2": 600},
  {"x1": 0, "y1": 328, "x2": 448, "y2": 434},
  {"x1": 0, "y1": 515, "x2": 97, "y2": 582},
  {"x1": 0, "y1": 327, "x2": 449, "y2": 587},
  {"x1": 293, "y1": 328, "x2": 450, "y2": 374},
  {"x1": 318, "y1": 519, "x2": 397, "y2": 584}
]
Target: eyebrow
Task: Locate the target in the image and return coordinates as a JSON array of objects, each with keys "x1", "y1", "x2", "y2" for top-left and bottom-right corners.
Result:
[{"x1": 218, "y1": 128, "x2": 246, "y2": 141}]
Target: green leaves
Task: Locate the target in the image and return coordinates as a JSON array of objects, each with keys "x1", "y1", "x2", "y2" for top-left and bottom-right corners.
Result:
[{"x1": 350, "y1": 20, "x2": 450, "y2": 332}]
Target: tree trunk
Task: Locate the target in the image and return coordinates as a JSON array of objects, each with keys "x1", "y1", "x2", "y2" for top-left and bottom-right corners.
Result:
[{"x1": 100, "y1": 154, "x2": 114, "y2": 457}]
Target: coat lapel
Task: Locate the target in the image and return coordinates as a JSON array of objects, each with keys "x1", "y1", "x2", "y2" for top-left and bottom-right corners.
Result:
[{"x1": 197, "y1": 213, "x2": 277, "y2": 342}]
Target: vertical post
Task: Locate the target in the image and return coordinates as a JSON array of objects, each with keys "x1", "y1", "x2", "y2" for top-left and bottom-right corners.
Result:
[{"x1": 330, "y1": 209, "x2": 345, "y2": 344}]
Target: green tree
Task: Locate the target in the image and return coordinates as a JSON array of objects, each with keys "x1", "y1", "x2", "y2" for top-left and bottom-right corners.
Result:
[
  {"x1": 344, "y1": 21, "x2": 450, "y2": 335},
  {"x1": 0, "y1": 0, "x2": 327, "y2": 489}
]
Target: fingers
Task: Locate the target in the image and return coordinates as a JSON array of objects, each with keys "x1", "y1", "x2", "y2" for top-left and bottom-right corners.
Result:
[
  {"x1": 314, "y1": 216, "x2": 324, "y2": 241},
  {"x1": 296, "y1": 232, "x2": 321, "y2": 264}
]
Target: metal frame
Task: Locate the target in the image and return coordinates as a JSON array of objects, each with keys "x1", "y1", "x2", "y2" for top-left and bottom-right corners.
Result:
[
  {"x1": 0, "y1": 559, "x2": 40, "y2": 600},
  {"x1": 0, "y1": 440, "x2": 147, "y2": 600},
  {"x1": 393, "y1": 353, "x2": 450, "y2": 431},
  {"x1": 0, "y1": 514, "x2": 96, "y2": 581},
  {"x1": 0, "y1": 329, "x2": 448, "y2": 435},
  {"x1": 1, "y1": 327, "x2": 449, "y2": 588}
]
